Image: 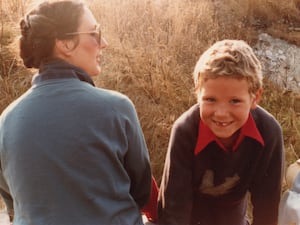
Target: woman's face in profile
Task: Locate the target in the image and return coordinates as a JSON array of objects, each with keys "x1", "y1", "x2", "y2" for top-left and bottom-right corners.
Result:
[{"x1": 67, "y1": 7, "x2": 107, "y2": 76}]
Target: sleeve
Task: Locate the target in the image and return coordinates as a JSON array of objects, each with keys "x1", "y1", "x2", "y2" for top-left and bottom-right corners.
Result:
[
  {"x1": 250, "y1": 119, "x2": 284, "y2": 225},
  {"x1": 122, "y1": 99, "x2": 152, "y2": 209},
  {"x1": 0, "y1": 146, "x2": 14, "y2": 221},
  {"x1": 158, "y1": 119, "x2": 196, "y2": 225},
  {"x1": 141, "y1": 176, "x2": 159, "y2": 223},
  {"x1": 278, "y1": 189, "x2": 300, "y2": 225},
  {"x1": 278, "y1": 163, "x2": 300, "y2": 225}
]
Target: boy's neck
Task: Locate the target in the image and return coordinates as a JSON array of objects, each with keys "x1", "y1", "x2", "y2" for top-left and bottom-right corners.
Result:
[{"x1": 216, "y1": 130, "x2": 240, "y2": 150}]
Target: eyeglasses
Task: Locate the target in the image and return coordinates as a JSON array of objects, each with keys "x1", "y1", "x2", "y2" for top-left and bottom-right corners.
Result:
[{"x1": 65, "y1": 25, "x2": 101, "y2": 44}]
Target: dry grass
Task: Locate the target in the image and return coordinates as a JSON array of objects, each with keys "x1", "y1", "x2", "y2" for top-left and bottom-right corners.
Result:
[
  {"x1": 1, "y1": 0, "x2": 300, "y2": 186},
  {"x1": 89, "y1": 0, "x2": 300, "y2": 181}
]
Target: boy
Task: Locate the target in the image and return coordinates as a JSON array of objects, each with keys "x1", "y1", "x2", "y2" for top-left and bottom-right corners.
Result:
[{"x1": 158, "y1": 40, "x2": 284, "y2": 225}]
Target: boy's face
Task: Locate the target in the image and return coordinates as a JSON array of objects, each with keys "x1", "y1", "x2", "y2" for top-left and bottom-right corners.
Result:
[{"x1": 198, "y1": 76, "x2": 262, "y2": 146}]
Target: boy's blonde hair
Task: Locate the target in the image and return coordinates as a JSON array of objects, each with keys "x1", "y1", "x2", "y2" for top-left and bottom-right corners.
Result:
[{"x1": 193, "y1": 40, "x2": 263, "y2": 95}]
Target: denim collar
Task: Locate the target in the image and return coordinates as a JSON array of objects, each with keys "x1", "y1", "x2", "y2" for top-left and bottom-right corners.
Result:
[{"x1": 31, "y1": 60, "x2": 95, "y2": 86}]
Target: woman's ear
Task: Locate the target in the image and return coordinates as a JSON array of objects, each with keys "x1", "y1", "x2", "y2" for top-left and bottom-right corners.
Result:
[
  {"x1": 251, "y1": 88, "x2": 263, "y2": 109},
  {"x1": 54, "y1": 39, "x2": 75, "y2": 57}
]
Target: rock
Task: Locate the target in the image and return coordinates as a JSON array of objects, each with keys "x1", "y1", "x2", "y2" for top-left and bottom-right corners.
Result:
[{"x1": 253, "y1": 33, "x2": 300, "y2": 93}]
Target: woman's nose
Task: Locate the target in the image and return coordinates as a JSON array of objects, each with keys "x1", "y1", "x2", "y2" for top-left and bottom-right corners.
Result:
[{"x1": 100, "y1": 37, "x2": 108, "y2": 49}]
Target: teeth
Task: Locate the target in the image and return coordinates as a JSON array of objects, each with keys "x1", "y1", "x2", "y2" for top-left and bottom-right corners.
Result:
[{"x1": 216, "y1": 122, "x2": 230, "y2": 126}]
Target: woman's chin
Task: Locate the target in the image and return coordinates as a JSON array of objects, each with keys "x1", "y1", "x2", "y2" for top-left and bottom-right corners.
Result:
[{"x1": 89, "y1": 67, "x2": 101, "y2": 77}]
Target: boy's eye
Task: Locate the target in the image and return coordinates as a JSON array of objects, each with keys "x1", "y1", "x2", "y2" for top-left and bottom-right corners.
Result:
[
  {"x1": 203, "y1": 97, "x2": 215, "y2": 103},
  {"x1": 230, "y1": 99, "x2": 241, "y2": 104}
]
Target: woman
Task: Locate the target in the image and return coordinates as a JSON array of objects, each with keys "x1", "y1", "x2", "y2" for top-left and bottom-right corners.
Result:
[{"x1": 0, "y1": 1, "x2": 152, "y2": 224}]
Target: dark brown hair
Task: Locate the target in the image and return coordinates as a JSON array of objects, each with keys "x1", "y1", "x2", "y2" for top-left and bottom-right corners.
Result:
[{"x1": 19, "y1": 0, "x2": 85, "y2": 68}]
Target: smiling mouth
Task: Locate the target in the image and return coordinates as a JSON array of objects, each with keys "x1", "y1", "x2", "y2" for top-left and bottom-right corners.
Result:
[{"x1": 214, "y1": 120, "x2": 233, "y2": 127}]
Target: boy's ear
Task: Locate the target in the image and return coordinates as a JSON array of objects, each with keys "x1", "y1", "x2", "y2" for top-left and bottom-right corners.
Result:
[{"x1": 251, "y1": 88, "x2": 263, "y2": 109}]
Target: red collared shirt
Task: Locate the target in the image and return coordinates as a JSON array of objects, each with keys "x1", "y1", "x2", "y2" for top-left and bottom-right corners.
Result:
[{"x1": 194, "y1": 114, "x2": 264, "y2": 155}]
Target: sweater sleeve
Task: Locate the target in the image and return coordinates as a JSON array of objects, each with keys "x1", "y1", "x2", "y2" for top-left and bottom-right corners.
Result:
[
  {"x1": 141, "y1": 176, "x2": 159, "y2": 222},
  {"x1": 0, "y1": 120, "x2": 13, "y2": 222},
  {"x1": 250, "y1": 113, "x2": 284, "y2": 225},
  {"x1": 122, "y1": 98, "x2": 152, "y2": 209},
  {"x1": 158, "y1": 110, "x2": 198, "y2": 225}
]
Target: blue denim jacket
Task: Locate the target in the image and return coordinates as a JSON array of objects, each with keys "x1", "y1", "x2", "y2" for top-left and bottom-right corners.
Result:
[{"x1": 0, "y1": 60, "x2": 151, "y2": 225}]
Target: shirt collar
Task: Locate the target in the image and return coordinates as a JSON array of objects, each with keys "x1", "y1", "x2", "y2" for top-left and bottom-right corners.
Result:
[
  {"x1": 194, "y1": 113, "x2": 264, "y2": 155},
  {"x1": 31, "y1": 60, "x2": 95, "y2": 87}
]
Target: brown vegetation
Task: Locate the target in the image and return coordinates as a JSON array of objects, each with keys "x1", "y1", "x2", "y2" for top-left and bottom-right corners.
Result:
[
  {"x1": 91, "y1": 0, "x2": 300, "y2": 181},
  {"x1": 1, "y1": 0, "x2": 300, "y2": 188}
]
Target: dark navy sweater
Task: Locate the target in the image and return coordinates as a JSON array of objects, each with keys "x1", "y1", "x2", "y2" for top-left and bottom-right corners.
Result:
[{"x1": 158, "y1": 104, "x2": 284, "y2": 225}]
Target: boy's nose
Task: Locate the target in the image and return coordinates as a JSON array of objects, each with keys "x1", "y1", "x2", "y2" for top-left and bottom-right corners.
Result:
[{"x1": 214, "y1": 105, "x2": 229, "y2": 117}]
